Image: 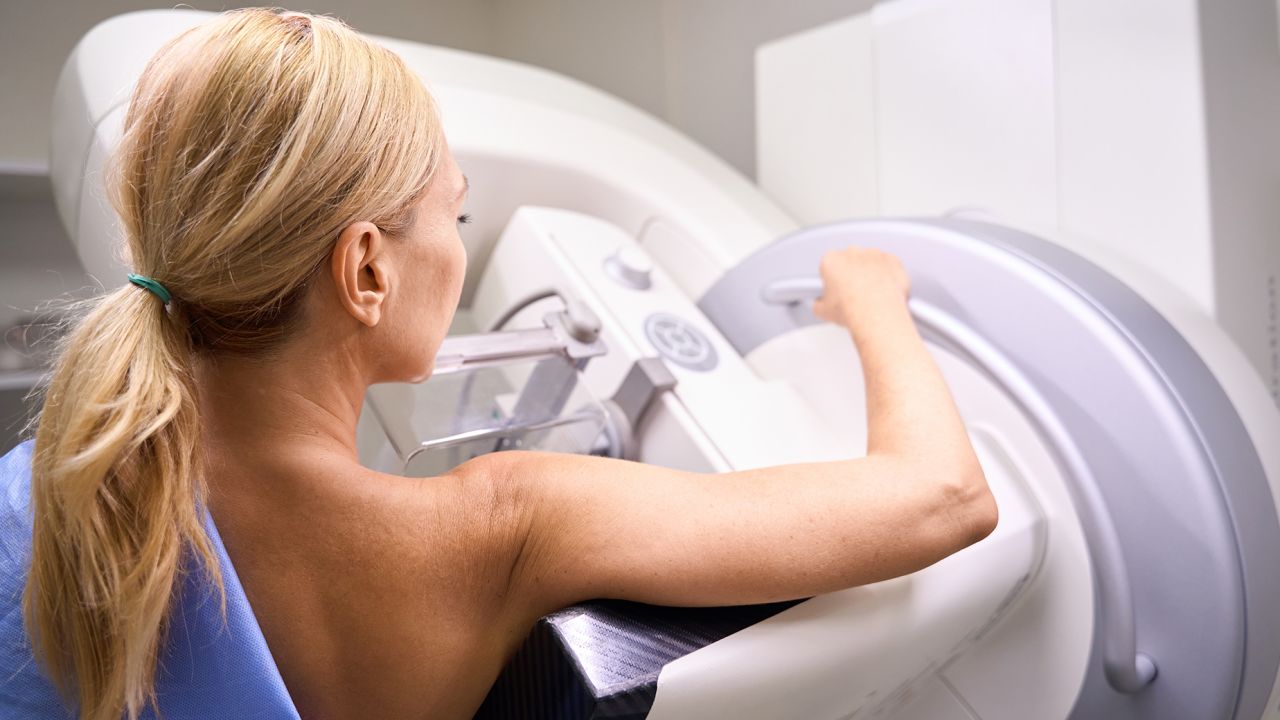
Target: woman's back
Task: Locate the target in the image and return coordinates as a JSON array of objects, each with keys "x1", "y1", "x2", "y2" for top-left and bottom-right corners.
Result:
[
  {"x1": 2, "y1": 431, "x2": 520, "y2": 719},
  {"x1": 203, "y1": 446, "x2": 523, "y2": 718}
]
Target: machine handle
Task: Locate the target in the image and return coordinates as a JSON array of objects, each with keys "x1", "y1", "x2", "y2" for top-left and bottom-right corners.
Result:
[
  {"x1": 761, "y1": 277, "x2": 1158, "y2": 694},
  {"x1": 432, "y1": 311, "x2": 606, "y2": 376}
]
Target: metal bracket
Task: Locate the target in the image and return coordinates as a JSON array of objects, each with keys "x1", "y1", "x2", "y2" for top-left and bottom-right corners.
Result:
[{"x1": 602, "y1": 357, "x2": 678, "y2": 460}]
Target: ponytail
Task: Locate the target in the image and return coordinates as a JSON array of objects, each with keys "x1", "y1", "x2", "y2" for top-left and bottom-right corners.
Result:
[
  {"x1": 24, "y1": 286, "x2": 220, "y2": 720},
  {"x1": 22, "y1": 7, "x2": 444, "y2": 718}
]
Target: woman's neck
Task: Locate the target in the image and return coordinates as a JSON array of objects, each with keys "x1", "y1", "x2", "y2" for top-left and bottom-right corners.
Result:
[{"x1": 195, "y1": 337, "x2": 370, "y2": 469}]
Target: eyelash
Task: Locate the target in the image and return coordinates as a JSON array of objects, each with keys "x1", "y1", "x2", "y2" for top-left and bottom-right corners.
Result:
[{"x1": 457, "y1": 213, "x2": 472, "y2": 225}]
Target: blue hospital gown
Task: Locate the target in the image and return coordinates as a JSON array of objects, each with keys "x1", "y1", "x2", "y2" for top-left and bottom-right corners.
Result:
[{"x1": 0, "y1": 440, "x2": 299, "y2": 719}]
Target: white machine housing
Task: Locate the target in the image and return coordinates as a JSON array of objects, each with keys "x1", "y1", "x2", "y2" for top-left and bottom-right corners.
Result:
[{"x1": 50, "y1": 10, "x2": 791, "y2": 306}]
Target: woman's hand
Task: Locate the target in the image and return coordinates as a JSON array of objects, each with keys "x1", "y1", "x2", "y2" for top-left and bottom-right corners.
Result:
[{"x1": 812, "y1": 246, "x2": 911, "y2": 333}]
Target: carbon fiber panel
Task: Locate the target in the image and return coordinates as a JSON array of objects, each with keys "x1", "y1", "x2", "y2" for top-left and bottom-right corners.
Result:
[{"x1": 477, "y1": 599, "x2": 801, "y2": 719}]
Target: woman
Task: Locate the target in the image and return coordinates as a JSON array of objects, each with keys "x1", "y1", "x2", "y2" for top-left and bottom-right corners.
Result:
[{"x1": 5, "y1": 8, "x2": 995, "y2": 720}]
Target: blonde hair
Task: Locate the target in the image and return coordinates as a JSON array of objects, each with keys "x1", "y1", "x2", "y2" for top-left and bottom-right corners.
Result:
[{"x1": 25, "y1": 9, "x2": 443, "y2": 719}]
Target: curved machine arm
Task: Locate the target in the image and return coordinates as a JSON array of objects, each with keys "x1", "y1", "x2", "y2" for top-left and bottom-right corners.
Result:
[
  {"x1": 763, "y1": 276, "x2": 1157, "y2": 694},
  {"x1": 698, "y1": 217, "x2": 1280, "y2": 720}
]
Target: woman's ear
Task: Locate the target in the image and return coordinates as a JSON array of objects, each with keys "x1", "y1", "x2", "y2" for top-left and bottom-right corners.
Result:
[{"x1": 330, "y1": 221, "x2": 389, "y2": 327}]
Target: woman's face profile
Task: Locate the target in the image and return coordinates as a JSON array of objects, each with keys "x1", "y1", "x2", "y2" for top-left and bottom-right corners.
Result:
[{"x1": 381, "y1": 145, "x2": 470, "y2": 383}]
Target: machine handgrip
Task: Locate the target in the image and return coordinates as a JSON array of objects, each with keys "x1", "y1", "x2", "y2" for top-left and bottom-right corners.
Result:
[{"x1": 760, "y1": 277, "x2": 1158, "y2": 694}]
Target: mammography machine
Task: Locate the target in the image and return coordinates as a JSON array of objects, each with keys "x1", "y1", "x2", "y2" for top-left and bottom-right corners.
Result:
[{"x1": 50, "y1": 5, "x2": 1280, "y2": 720}]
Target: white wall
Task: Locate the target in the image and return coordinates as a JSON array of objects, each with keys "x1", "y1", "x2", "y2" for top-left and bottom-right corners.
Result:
[
  {"x1": 489, "y1": 0, "x2": 870, "y2": 177},
  {"x1": 490, "y1": 0, "x2": 668, "y2": 127}
]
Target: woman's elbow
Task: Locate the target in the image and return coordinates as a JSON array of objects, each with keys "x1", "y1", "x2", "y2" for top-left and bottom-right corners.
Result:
[{"x1": 946, "y1": 460, "x2": 998, "y2": 547}]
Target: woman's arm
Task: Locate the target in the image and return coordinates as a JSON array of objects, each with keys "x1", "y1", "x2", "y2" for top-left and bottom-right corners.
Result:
[{"x1": 453, "y1": 247, "x2": 997, "y2": 621}]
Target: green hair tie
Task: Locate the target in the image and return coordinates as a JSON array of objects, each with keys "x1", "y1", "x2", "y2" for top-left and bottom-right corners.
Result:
[{"x1": 127, "y1": 273, "x2": 172, "y2": 306}]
